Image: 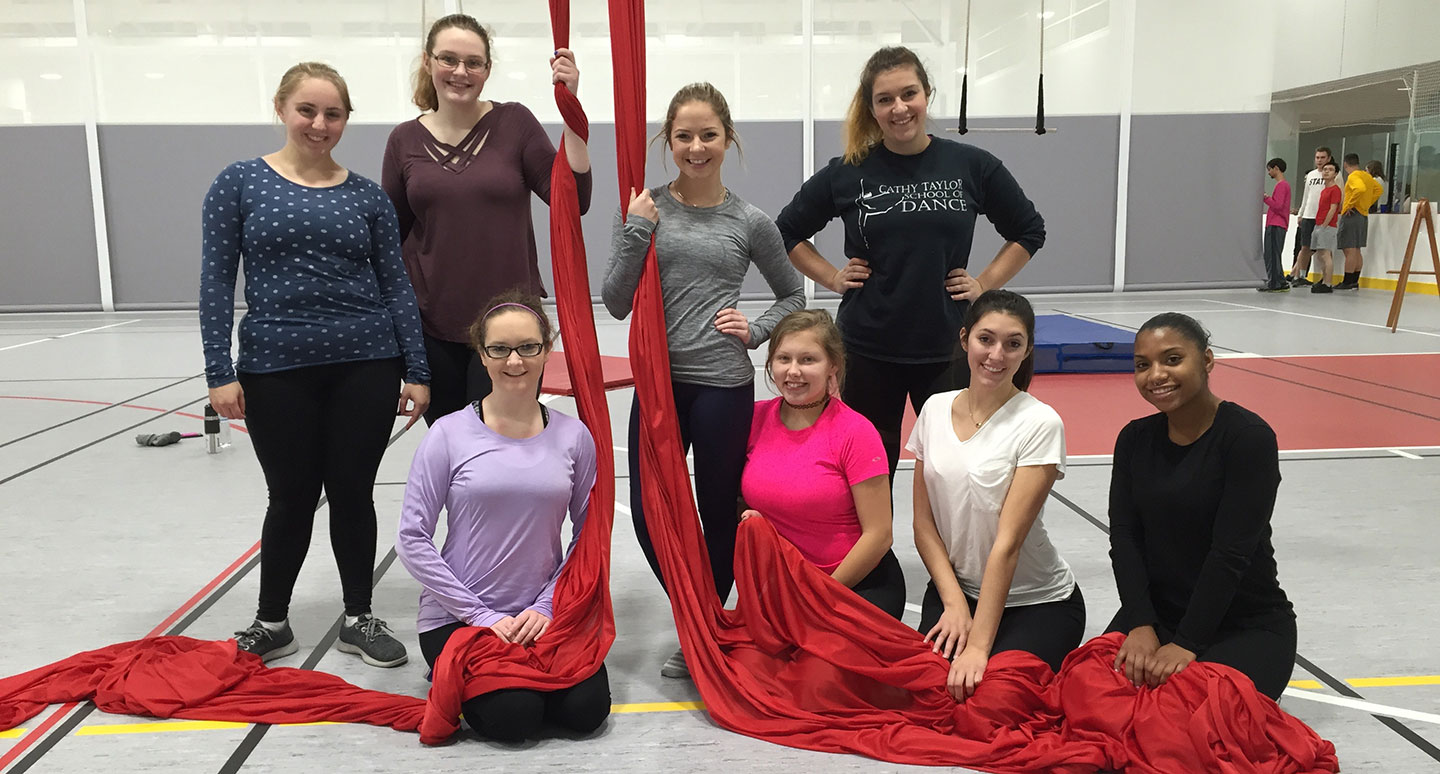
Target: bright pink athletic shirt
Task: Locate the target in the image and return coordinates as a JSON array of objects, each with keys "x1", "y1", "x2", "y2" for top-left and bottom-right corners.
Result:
[{"x1": 740, "y1": 397, "x2": 889, "y2": 572}]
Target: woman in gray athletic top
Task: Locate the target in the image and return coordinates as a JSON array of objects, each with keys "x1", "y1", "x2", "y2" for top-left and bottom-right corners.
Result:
[{"x1": 603, "y1": 82, "x2": 804, "y2": 680}]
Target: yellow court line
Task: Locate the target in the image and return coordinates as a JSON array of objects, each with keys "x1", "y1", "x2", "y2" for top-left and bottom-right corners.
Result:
[
  {"x1": 1289, "y1": 680, "x2": 1324, "y2": 690},
  {"x1": 1, "y1": 728, "x2": 25, "y2": 739},
  {"x1": 610, "y1": 700, "x2": 705, "y2": 714},
  {"x1": 1348, "y1": 676, "x2": 1440, "y2": 688}
]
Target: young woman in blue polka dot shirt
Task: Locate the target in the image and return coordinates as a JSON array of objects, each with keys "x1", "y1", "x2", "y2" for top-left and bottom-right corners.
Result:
[{"x1": 199, "y1": 62, "x2": 431, "y2": 668}]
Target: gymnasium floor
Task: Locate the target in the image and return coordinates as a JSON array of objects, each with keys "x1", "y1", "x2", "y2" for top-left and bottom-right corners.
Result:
[{"x1": 1, "y1": 287, "x2": 1438, "y2": 773}]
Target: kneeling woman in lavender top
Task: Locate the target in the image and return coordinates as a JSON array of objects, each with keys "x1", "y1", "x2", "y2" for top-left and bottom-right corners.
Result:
[{"x1": 396, "y1": 291, "x2": 609, "y2": 741}]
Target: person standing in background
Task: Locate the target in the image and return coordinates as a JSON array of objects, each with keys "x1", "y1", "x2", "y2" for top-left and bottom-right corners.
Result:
[
  {"x1": 1365, "y1": 161, "x2": 1385, "y2": 213},
  {"x1": 201, "y1": 62, "x2": 430, "y2": 667},
  {"x1": 1286, "y1": 146, "x2": 1332, "y2": 287},
  {"x1": 383, "y1": 14, "x2": 592, "y2": 425},
  {"x1": 1259, "y1": 158, "x2": 1290, "y2": 293},
  {"x1": 1334, "y1": 153, "x2": 1383, "y2": 291},
  {"x1": 1308, "y1": 160, "x2": 1342, "y2": 294}
]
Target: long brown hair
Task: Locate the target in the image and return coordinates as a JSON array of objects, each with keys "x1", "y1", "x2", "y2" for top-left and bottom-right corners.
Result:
[
  {"x1": 412, "y1": 14, "x2": 492, "y2": 112},
  {"x1": 843, "y1": 46, "x2": 933, "y2": 165},
  {"x1": 468, "y1": 289, "x2": 554, "y2": 353}
]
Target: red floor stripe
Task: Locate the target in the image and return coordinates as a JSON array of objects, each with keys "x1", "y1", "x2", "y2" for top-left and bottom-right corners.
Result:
[{"x1": 0, "y1": 395, "x2": 247, "y2": 433}]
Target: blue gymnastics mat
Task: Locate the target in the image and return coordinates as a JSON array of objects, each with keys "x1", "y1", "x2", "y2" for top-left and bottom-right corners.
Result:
[{"x1": 1033, "y1": 314, "x2": 1134, "y2": 374}]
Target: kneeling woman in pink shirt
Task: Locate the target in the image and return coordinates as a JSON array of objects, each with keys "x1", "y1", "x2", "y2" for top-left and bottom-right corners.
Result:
[
  {"x1": 396, "y1": 291, "x2": 609, "y2": 741},
  {"x1": 740, "y1": 309, "x2": 904, "y2": 618}
]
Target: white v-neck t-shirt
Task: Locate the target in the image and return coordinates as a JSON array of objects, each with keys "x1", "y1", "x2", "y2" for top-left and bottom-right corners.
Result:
[{"x1": 905, "y1": 389, "x2": 1075, "y2": 606}]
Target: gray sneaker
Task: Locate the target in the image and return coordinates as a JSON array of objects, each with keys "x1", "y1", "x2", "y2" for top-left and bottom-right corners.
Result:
[
  {"x1": 337, "y1": 614, "x2": 408, "y2": 668},
  {"x1": 660, "y1": 647, "x2": 689, "y2": 679},
  {"x1": 234, "y1": 620, "x2": 299, "y2": 662}
]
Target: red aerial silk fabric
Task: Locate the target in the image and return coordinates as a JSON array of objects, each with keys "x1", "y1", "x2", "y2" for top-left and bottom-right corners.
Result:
[
  {"x1": 0, "y1": 2, "x2": 1339, "y2": 770},
  {"x1": 604, "y1": 0, "x2": 1338, "y2": 771}
]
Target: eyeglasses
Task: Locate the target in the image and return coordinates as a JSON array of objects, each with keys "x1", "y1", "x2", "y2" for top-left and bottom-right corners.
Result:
[
  {"x1": 431, "y1": 53, "x2": 489, "y2": 72},
  {"x1": 483, "y1": 343, "x2": 544, "y2": 359}
]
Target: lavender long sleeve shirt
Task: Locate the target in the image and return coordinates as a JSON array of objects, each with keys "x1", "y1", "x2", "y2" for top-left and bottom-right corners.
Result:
[{"x1": 397, "y1": 406, "x2": 597, "y2": 634}]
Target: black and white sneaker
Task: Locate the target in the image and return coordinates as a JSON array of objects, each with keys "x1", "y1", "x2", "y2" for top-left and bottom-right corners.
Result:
[
  {"x1": 234, "y1": 620, "x2": 299, "y2": 662},
  {"x1": 337, "y1": 614, "x2": 408, "y2": 668}
]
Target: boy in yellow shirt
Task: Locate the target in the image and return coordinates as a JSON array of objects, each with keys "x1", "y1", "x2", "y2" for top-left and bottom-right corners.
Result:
[{"x1": 1335, "y1": 153, "x2": 1384, "y2": 290}]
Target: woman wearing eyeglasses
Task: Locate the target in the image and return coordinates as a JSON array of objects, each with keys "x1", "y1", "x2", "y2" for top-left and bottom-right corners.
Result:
[
  {"x1": 396, "y1": 291, "x2": 610, "y2": 742},
  {"x1": 382, "y1": 13, "x2": 592, "y2": 425}
]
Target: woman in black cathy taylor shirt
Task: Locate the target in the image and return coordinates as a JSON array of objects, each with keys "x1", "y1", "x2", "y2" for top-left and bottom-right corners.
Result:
[
  {"x1": 774, "y1": 45, "x2": 1045, "y2": 479},
  {"x1": 1107, "y1": 313, "x2": 1296, "y2": 699}
]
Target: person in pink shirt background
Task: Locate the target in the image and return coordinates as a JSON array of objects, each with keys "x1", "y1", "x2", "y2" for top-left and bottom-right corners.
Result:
[
  {"x1": 739, "y1": 309, "x2": 905, "y2": 619},
  {"x1": 1260, "y1": 158, "x2": 1291, "y2": 293}
]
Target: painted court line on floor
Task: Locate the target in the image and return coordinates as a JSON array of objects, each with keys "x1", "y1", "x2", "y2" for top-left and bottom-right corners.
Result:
[
  {"x1": 0, "y1": 320, "x2": 140, "y2": 351},
  {"x1": 1206, "y1": 299, "x2": 1440, "y2": 338},
  {"x1": 1283, "y1": 689, "x2": 1440, "y2": 727}
]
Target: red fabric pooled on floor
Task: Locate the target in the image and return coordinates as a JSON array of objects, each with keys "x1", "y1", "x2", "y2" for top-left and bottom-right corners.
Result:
[
  {"x1": 0, "y1": 637, "x2": 424, "y2": 733},
  {"x1": 1058, "y1": 633, "x2": 1339, "y2": 774}
]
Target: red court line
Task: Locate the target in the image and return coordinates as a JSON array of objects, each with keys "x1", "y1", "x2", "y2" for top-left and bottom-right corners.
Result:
[{"x1": 0, "y1": 395, "x2": 248, "y2": 433}]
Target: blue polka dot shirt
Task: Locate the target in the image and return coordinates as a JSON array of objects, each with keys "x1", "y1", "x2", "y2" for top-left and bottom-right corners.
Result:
[{"x1": 199, "y1": 158, "x2": 430, "y2": 388}]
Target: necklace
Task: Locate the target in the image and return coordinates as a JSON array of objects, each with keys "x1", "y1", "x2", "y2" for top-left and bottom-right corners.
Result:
[
  {"x1": 669, "y1": 181, "x2": 729, "y2": 208},
  {"x1": 965, "y1": 389, "x2": 1014, "y2": 429},
  {"x1": 784, "y1": 395, "x2": 829, "y2": 411}
]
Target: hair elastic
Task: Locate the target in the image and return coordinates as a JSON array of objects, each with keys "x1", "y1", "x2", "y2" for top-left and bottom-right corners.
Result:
[{"x1": 485, "y1": 302, "x2": 544, "y2": 322}]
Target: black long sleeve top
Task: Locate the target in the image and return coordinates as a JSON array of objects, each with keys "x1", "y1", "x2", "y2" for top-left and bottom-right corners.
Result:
[{"x1": 1108, "y1": 402, "x2": 1295, "y2": 652}]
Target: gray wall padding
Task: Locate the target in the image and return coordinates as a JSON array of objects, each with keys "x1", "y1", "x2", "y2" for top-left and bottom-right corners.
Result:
[
  {"x1": 0, "y1": 125, "x2": 103, "y2": 308},
  {"x1": 809, "y1": 116, "x2": 1121, "y2": 297},
  {"x1": 4, "y1": 113, "x2": 1272, "y2": 310},
  {"x1": 1124, "y1": 112, "x2": 1270, "y2": 288}
]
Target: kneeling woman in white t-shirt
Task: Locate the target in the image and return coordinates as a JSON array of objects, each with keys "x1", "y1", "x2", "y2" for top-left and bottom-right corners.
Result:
[{"x1": 907, "y1": 290, "x2": 1083, "y2": 701}]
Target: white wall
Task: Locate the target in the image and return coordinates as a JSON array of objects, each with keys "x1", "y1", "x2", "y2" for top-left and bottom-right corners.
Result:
[{"x1": 1272, "y1": 0, "x2": 1437, "y2": 92}]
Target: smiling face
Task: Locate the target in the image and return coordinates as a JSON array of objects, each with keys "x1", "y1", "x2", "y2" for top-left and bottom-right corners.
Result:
[
  {"x1": 869, "y1": 66, "x2": 928, "y2": 152},
  {"x1": 426, "y1": 26, "x2": 491, "y2": 107},
  {"x1": 479, "y1": 310, "x2": 549, "y2": 393},
  {"x1": 669, "y1": 101, "x2": 729, "y2": 184},
  {"x1": 961, "y1": 311, "x2": 1031, "y2": 390},
  {"x1": 1132, "y1": 326, "x2": 1214, "y2": 413},
  {"x1": 769, "y1": 329, "x2": 838, "y2": 406},
  {"x1": 275, "y1": 77, "x2": 348, "y2": 155}
]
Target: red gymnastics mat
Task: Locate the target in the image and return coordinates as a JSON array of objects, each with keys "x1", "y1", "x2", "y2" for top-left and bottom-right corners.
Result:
[
  {"x1": 542, "y1": 351, "x2": 635, "y2": 396},
  {"x1": 899, "y1": 354, "x2": 1440, "y2": 458}
]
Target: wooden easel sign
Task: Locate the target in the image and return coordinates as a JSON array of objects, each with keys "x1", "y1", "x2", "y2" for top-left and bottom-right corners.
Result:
[{"x1": 1386, "y1": 199, "x2": 1440, "y2": 332}]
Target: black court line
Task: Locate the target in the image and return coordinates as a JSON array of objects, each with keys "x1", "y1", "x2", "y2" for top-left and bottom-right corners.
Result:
[
  {"x1": 1062, "y1": 451, "x2": 1440, "y2": 468},
  {"x1": 0, "y1": 374, "x2": 203, "y2": 450},
  {"x1": 7, "y1": 422, "x2": 412, "y2": 773},
  {"x1": 1249, "y1": 356, "x2": 1440, "y2": 404},
  {"x1": 217, "y1": 548, "x2": 401, "y2": 774},
  {"x1": 1050, "y1": 309, "x2": 1246, "y2": 355},
  {"x1": 1220, "y1": 360, "x2": 1440, "y2": 423},
  {"x1": 0, "y1": 395, "x2": 209, "y2": 487},
  {"x1": 1047, "y1": 489, "x2": 1440, "y2": 764}
]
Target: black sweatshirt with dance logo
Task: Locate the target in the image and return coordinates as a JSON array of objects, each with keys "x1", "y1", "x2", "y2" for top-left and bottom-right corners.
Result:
[{"x1": 776, "y1": 137, "x2": 1045, "y2": 364}]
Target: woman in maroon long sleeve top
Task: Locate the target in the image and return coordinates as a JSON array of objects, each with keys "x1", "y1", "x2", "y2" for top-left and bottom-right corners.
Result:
[{"x1": 382, "y1": 14, "x2": 593, "y2": 425}]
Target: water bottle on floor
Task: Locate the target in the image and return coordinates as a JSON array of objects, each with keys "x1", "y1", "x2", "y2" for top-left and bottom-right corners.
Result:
[{"x1": 204, "y1": 403, "x2": 222, "y2": 454}]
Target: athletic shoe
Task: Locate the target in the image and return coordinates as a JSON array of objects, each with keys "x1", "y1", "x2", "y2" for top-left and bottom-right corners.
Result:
[
  {"x1": 337, "y1": 614, "x2": 409, "y2": 668},
  {"x1": 1310, "y1": 283, "x2": 1333, "y2": 294},
  {"x1": 1290, "y1": 276, "x2": 1313, "y2": 287},
  {"x1": 660, "y1": 648, "x2": 689, "y2": 678},
  {"x1": 234, "y1": 620, "x2": 299, "y2": 662},
  {"x1": 1334, "y1": 279, "x2": 1359, "y2": 290},
  {"x1": 1258, "y1": 285, "x2": 1290, "y2": 293}
]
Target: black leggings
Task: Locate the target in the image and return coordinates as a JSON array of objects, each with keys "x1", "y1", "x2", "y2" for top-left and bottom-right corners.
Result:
[
  {"x1": 919, "y1": 581, "x2": 1086, "y2": 673},
  {"x1": 238, "y1": 358, "x2": 402, "y2": 621},
  {"x1": 418, "y1": 622, "x2": 611, "y2": 741},
  {"x1": 629, "y1": 381, "x2": 752, "y2": 602},
  {"x1": 841, "y1": 351, "x2": 969, "y2": 480},
  {"x1": 850, "y1": 549, "x2": 907, "y2": 620},
  {"x1": 1104, "y1": 611, "x2": 1297, "y2": 700},
  {"x1": 422, "y1": 333, "x2": 492, "y2": 426}
]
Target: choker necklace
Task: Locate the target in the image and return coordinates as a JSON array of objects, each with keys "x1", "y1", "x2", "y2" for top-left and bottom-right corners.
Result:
[{"x1": 784, "y1": 395, "x2": 830, "y2": 411}]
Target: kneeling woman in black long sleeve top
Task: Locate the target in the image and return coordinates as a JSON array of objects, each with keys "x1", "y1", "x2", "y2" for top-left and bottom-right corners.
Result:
[{"x1": 1107, "y1": 313, "x2": 1296, "y2": 699}]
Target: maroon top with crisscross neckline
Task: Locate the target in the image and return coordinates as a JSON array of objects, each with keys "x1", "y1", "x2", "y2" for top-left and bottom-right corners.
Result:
[{"x1": 382, "y1": 101, "x2": 593, "y2": 342}]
